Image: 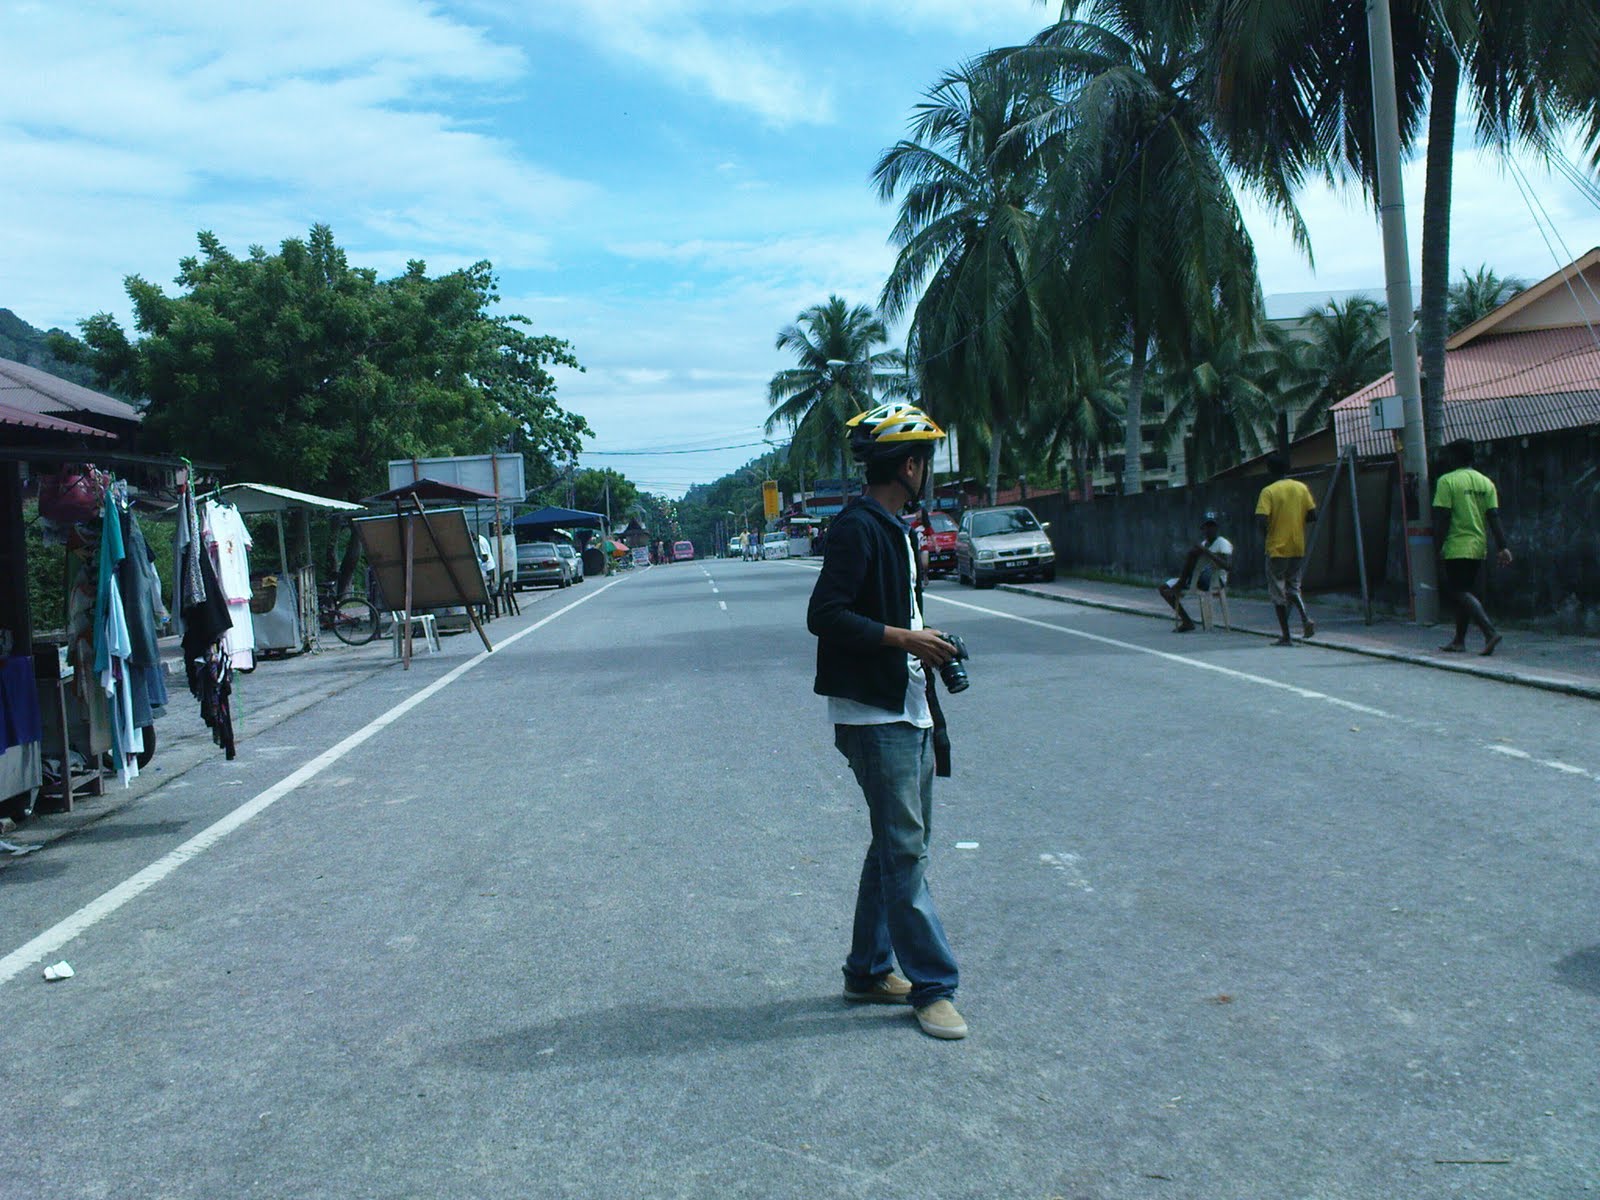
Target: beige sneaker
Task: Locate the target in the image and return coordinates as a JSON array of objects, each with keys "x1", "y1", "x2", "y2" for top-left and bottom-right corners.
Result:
[
  {"x1": 843, "y1": 972, "x2": 912, "y2": 1004},
  {"x1": 914, "y1": 998, "x2": 968, "y2": 1039}
]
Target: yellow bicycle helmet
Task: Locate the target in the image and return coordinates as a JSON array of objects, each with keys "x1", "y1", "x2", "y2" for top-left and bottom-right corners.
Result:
[{"x1": 847, "y1": 402, "x2": 946, "y2": 463}]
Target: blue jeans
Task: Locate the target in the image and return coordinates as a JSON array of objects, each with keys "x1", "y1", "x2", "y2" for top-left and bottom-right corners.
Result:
[{"x1": 835, "y1": 722, "x2": 959, "y2": 1006}]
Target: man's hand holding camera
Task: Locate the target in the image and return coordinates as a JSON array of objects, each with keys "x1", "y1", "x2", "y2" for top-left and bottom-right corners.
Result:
[{"x1": 886, "y1": 625, "x2": 956, "y2": 667}]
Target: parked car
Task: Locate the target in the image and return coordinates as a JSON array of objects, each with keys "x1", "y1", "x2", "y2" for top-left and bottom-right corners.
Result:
[
  {"x1": 726, "y1": 537, "x2": 741, "y2": 559},
  {"x1": 762, "y1": 531, "x2": 789, "y2": 560},
  {"x1": 671, "y1": 539, "x2": 695, "y2": 562},
  {"x1": 955, "y1": 505, "x2": 1055, "y2": 587},
  {"x1": 911, "y1": 510, "x2": 959, "y2": 576},
  {"x1": 515, "y1": 541, "x2": 573, "y2": 589},
  {"x1": 555, "y1": 542, "x2": 583, "y2": 582}
]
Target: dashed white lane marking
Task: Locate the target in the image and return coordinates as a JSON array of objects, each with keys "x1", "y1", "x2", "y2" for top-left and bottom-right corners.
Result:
[
  {"x1": 718, "y1": 601, "x2": 727, "y2": 611},
  {"x1": 0, "y1": 574, "x2": 634, "y2": 988},
  {"x1": 711, "y1": 586, "x2": 719, "y2": 594},
  {"x1": 1488, "y1": 744, "x2": 1598, "y2": 781},
  {"x1": 782, "y1": 562, "x2": 1399, "y2": 719},
  {"x1": 787, "y1": 561, "x2": 1597, "y2": 786},
  {"x1": 954, "y1": 841, "x2": 980, "y2": 850}
]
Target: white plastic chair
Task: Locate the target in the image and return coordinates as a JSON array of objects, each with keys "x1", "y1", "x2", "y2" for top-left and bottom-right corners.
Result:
[{"x1": 1175, "y1": 581, "x2": 1230, "y2": 631}]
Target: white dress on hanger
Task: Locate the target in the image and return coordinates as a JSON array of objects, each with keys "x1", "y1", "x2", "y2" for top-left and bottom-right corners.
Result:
[{"x1": 202, "y1": 501, "x2": 256, "y2": 670}]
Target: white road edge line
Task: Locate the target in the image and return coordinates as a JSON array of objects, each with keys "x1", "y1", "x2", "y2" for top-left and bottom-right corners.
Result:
[
  {"x1": 784, "y1": 562, "x2": 1393, "y2": 719},
  {"x1": 0, "y1": 574, "x2": 633, "y2": 988}
]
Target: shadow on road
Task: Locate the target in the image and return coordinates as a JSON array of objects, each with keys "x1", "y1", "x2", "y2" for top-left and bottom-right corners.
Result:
[
  {"x1": 1554, "y1": 946, "x2": 1600, "y2": 997},
  {"x1": 444, "y1": 995, "x2": 902, "y2": 1070}
]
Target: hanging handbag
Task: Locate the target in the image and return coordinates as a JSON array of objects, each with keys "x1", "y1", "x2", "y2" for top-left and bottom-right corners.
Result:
[{"x1": 37, "y1": 468, "x2": 108, "y2": 523}]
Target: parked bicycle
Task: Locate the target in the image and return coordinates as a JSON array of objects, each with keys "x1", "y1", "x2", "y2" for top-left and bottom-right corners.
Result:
[{"x1": 317, "y1": 585, "x2": 381, "y2": 646}]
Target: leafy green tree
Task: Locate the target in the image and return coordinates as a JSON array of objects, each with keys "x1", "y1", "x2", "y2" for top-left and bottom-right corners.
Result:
[
  {"x1": 1446, "y1": 265, "x2": 1527, "y2": 333},
  {"x1": 573, "y1": 468, "x2": 638, "y2": 521},
  {"x1": 876, "y1": 55, "x2": 1051, "y2": 504},
  {"x1": 62, "y1": 225, "x2": 588, "y2": 500},
  {"x1": 766, "y1": 296, "x2": 900, "y2": 486}
]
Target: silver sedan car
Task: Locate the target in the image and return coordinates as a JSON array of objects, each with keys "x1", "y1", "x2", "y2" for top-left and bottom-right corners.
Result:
[{"x1": 515, "y1": 541, "x2": 573, "y2": 589}]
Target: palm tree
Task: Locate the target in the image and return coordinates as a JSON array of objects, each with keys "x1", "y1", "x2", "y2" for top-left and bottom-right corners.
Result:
[
  {"x1": 876, "y1": 56, "x2": 1052, "y2": 505},
  {"x1": 1273, "y1": 296, "x2": 1392, "y2": 440},
  {"x1": 1209, "y1": 0, "x2": 1600, "y2": 454},
  {"x1": 1157, "y1": 313, "x2": 1276, "y2": 480},
  {"x1": 1025, "y1": 339, "x2": 1125, "y2": 499},
  {"x1": 766, "y1": 296, "x2": 901, "y2": 489},
  {"x1": 1446, "y1": 265, "x2": 1527, "y2": 333},
  {"x1": 1000, "y1": 0, "x2": 1287, "y2": 493}
]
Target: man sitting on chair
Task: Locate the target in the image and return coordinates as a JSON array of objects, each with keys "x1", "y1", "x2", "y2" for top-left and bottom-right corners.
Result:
[{"x1": 1158, "y1": 512, "x2": 1233, "y2": 632}]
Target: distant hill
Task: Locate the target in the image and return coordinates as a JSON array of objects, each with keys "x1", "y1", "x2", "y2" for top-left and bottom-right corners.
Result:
[{"x1": 0, "y1": 308, "x2": 101, "y2": 389}]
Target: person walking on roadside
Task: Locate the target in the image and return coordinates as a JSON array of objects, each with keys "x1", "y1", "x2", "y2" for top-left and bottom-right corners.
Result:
[
  {"x1": 1158, "y1": 512, "x2": 1234, "y2": 632},
  {"x1": 807, "y1": 402, "x2": 967, "y2": 1041},
  {"x1": 1433, "y1": 438, "x2": 1512, "y2": 656},
  {"x1": 1254, "y1": 455, "x2": 1318, "y2": 645}
]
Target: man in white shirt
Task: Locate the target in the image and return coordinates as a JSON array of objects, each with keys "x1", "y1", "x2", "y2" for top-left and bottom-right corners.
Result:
[{"x1": 1158, "y1": 512, "x2": 1233, "y2": 633}]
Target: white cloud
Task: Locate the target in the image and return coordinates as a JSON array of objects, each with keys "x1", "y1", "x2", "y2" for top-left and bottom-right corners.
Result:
[{"x1": 0, "y1": 0, "x2": 587, "y2": 326}]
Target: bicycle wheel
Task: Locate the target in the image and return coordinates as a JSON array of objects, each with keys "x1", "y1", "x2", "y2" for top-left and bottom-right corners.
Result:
[{"x1": 331, "y1": 596, "x2": 380, "y2": 646}]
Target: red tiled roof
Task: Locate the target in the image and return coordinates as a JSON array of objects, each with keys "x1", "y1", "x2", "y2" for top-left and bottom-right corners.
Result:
[
  {"x1": 0, "y1": 400, "x2": 116, "y2": 439},
  {"x1": 1331, "y1": 325, "x2": 1600, "y2": 457}
]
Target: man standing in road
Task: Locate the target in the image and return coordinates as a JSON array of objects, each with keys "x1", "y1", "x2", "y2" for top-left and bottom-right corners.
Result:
[
  {"x1": 1433, "y1": 438, "x2": 1513, "y2": 656},
  {"x1": 1255, "y1": 455, "x2": 1318, "y2": 645},
  {"x1": 1158, "y1": 511, "x2": 1233, "y2": 632},
  {"x1": 807, "y1": 402, "x2": 966, "y2": 1041}
]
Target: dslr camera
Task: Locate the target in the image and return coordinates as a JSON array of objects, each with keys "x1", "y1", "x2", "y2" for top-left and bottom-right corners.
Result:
[{"x1": 935, "y1": 632, "x2": 970, "y2": 694}]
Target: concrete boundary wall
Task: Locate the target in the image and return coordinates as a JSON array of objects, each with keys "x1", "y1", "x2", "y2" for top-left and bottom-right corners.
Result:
[{"x1": 1021, "y1": 428, "x2": 1599, "y2": 631}]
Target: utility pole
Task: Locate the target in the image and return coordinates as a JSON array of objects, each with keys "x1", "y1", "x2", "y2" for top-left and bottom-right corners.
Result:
[{"x1": 1367, "y1": 0, "x2": 1439, "y2": 623}]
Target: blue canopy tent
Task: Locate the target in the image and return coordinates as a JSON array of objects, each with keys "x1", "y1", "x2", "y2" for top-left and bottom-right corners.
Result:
[{"x1": 512, "y1": 505, "x2": 606, "y2": 530}]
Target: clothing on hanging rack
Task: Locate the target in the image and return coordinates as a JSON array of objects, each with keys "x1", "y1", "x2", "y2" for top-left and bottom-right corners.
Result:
[{"x1": 201, "y1": 500, "x2": 255, "y2": 671}]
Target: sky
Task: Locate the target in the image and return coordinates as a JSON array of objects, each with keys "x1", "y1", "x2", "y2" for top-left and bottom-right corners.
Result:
[{"x1": 3, "y1": 0, "x2": 1599, "y2": 496}]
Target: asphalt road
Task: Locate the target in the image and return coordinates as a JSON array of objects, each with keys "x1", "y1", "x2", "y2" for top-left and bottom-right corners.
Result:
[{"x1": 2, "y1": 560, "x2": 1596, "y2": 1199}]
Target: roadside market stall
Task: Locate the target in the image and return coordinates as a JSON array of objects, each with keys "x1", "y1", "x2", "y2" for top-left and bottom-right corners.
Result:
[
  {"x1": 513, "y1": 504, "x2": 608, "y2": 575},
  {"x1": 0, "y1": 357, "x2": 193, "y2": 816},
  {"x1": 203, "y1": 483, "x2": 367, "y2": 655}
]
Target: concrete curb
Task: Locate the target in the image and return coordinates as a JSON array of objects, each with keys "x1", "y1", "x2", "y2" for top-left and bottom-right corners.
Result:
[{"x1": 995, "y1": 582, "x2": 1600, "y2": 702}]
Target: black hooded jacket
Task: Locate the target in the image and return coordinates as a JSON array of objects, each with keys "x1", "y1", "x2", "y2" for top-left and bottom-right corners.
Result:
[{"x1": 807, "y1": 496, "x2": 917, "y2": 712}]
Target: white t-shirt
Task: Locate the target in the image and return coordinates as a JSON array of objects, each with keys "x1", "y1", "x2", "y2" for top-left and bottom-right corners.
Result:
[
  {"x1": 203, "y1": 502, "x2": 254, "y2": 603},
  {"x1": 828, "y1": 529, "x2": 933, "y2": 729}
]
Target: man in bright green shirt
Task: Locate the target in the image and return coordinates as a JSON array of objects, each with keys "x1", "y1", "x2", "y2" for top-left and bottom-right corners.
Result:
[{"x1": 1433, "y1": 439, "x2": 1512, "y2": 656}]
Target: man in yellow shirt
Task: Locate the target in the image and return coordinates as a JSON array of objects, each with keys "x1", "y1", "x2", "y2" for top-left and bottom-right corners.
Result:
[
  {"x1": 1433, "y1": 439, "x2": 1512, "y2": 655},
  {"x1": 1254, "y1": 455, "x2": 1318, "y2": 645}
]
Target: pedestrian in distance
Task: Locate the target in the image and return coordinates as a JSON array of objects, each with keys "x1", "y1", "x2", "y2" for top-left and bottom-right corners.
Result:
[
  {"x1": 807, "y1": 401, "x2": 967, "y2": 1041},
  {"x1": 1158, "y1": 511, "x2": 1234, "y2": 632},
  {"x1": 1254, "y1": 454, "x2": 1318, "y2": 645},
  {"x1": 1433, "y1": 438, "x2": 1512, "y2": 656}
]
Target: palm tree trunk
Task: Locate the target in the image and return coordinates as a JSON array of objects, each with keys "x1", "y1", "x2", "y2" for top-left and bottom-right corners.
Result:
[
  {"x1": 1123, "y1": 327, "x2": 1150, "y2": 495},
  {"x1": 986, "y1": 428, "x2": 1002, "y2": 507},
  {"x1": 1419, "y1": 41, "x2": 1458, "y2": 458},
  {"x1": 1077, "y1": 447, "x2": 1093, "y2": 500}
]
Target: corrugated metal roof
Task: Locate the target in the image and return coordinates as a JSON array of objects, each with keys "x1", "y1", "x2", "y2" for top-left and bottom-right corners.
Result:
[
  {"x1": 0, "y1": 356, "x2": 143, "y2": 422},
  {"x1": 0, "y1": 400, "x2": 117, "y2": 438},
  {"x1": 1332, "y1": 325, "x2": 1600, "y2": 457}
]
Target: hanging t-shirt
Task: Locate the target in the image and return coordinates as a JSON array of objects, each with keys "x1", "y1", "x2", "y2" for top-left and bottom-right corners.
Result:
[
  {"x1": 204, "y1": 503, "x2": 255, "y2": 603},
  {"x1": 203, "y1": 501, "x2": 256, "y2": 670}
]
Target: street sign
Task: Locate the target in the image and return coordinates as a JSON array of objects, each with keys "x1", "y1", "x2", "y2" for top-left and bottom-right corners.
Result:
[{"x1": 762, "y1": 479, "x2": 780, "y2": 520}]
